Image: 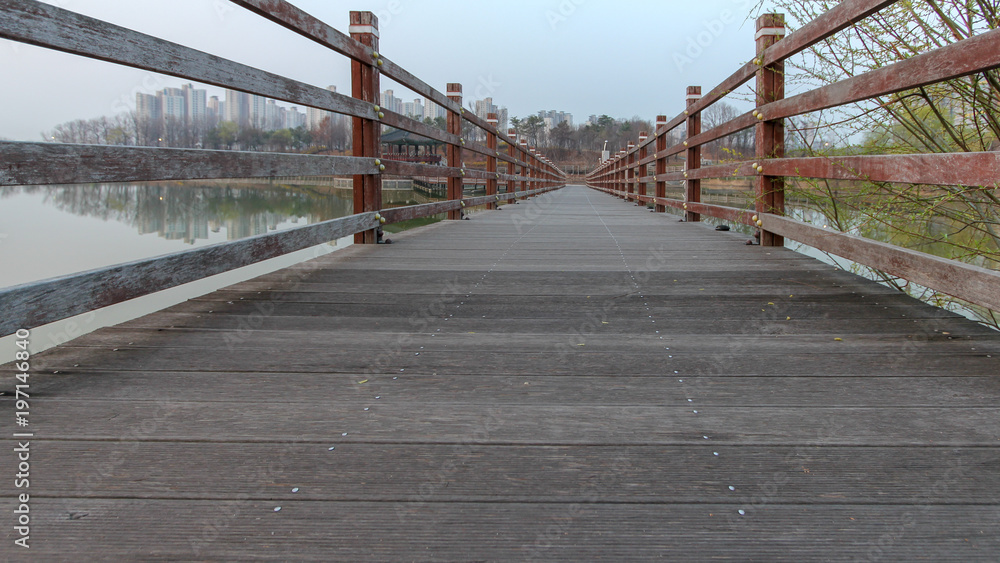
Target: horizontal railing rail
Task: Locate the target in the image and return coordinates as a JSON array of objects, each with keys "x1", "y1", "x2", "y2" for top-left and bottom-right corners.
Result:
[
  {"x1": 0, "y1": 141, "x2": 379, "y2": 185},
  {"x1": 0, "y1": 0, "x2": 567, "y2": 337},
  {"x1": 586, "y1": 0, "x2": 1000, "y2": 314}
]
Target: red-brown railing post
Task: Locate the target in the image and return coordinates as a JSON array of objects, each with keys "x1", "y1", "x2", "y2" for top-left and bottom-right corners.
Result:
[
  {"x1": 541, "y1": 155, "x2": 548, "y2": 189},
  {"x1": 638, "y1": 132, "x2": 648, "y2": 203},
  {"x1": 537, "y1": 153, "x2": 544, "y2": 191},
  {"x1": 626, "y1": 142, "x2": 636, "y2": 200},
  {"x1": 486, "y1": 113, "x2": 499, "y2": 209},
  {"x1": 529, "y1": 148, "x2": 537, "y2": 193},
  {"x1": 613, "y1": 154, "x2": 619, "y2": 197},
  {"x1": 446, "y1": 83, "x2": 464, "y2": 220},
  {"x1": 519, "y1": 139, "x2": 529, "y2": 199},
  {"x1": 619, "y1": 148, "x2": 628, "y2": 200},
  {"x1": 755, "y1": 13, "x2": 786, "y2": 246},
  {"x1": 611, "y1": 154, "x2": 616, "y2": 196},
  {"x1": 616, "y1": 152, "x2": 624, "y2": 198},
  {"x1": 536, "y1": 154, "x2": 543, "y2": 191},
  {"x1": 605, "y1": 157, "x2": 610, "y2": 194},
  {"x1": 507, "y1": 128, "x2": 518, "y2": 198},
  {"x1": 685, "y1": 86, "x2": 702, "y2": 222},
  {"x1": 611, "y1": 156, "x2": 616, "y2": 195},
  {"x1": 607, "y1": 158, "x2": 612, "y2": 194},
  {"x1": 540, "y1": 157, "x2": 547, "y2": 190},
  {"x1": 655, "y1": 115, "x2": 667, "y2": 212},
  {"x1": 612, "y1": 156, "x2": 618, "y2": 195},
  {"x1": 606, "y1": 158, "x2": 612, "y2": 194},
  {"x1": 607, "y1": 157, "x2": 613, "y2": 194},
  {"x1": 350, "y1": 11, "x2": 380, "y2": 244},
  {"x1": 606, "y1": 158, "x2": 610, "y2": 192}
]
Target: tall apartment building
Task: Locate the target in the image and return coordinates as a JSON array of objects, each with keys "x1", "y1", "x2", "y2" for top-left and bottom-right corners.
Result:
[
  {"x1": 380, "y1": 90, "x2": 404, "y2": 114},
  {"x1": 265, "y1": 99, "x2": 281, "y2": 130},
  {"x1": 374, "y1": 92, "x2": 449, "y2": 122},
  {"x1": 474, "y1": 98, "x2": 496, "y2": 121},
  {"x1": 183, "y1": 84, "x2": 207, "y2": 123},
  {"x1": 160, "y1": 88, "x2": 186, "y2": 121},
  {"x1": 264, "y1": 99, "x2": 307, "y2": 130},
  {"x1": 224, "y1": 89, "x2": 250, "y2": 127},
  {"x1": 423, "y1": 99, "x2": 447, "y2": 121},
  {"x1": 136, "y1": 84, "x2": 208, "y2": 125},
  {"x1": 207, "y1": 96, "x2": 223, "y2": 125},
  {"x1": 473, "y1": 97, "x2": 508, "y2": 138},
  {"x1": 284, "y1": 107, "x2": 307, "y2": 129},
  {"x1": 223, "y1": 89, "x2": 267, "y2": 129},
  {"x1": 539, "y1": 110, "x2": 573, "y2": 130},
  {"x1": 136, "y1": 93, "x2": 159, "y2": 121},
  {"x1": 306, "y1": 86, "x2": 342, "y2": 130},
  {"x1": 403, "y1": 99, "x2": 425, "y2": 119}
]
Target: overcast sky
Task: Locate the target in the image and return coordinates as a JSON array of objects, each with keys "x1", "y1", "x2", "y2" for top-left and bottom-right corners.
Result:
[{"x1": 0, "y1": 0, "x2": 770, "y2": 141}]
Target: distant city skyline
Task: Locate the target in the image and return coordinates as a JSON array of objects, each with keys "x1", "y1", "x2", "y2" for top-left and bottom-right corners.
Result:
[
  {"x1": 135, "y1": 84, "x2": 343, "y2": 133},
  {"x1": 46, "y1": 74, "x2": 579, "y2": 142}
]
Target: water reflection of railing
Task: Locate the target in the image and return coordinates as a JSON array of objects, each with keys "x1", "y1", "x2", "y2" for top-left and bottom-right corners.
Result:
[
  {"x1": 0, "y1": 0, "x2": 566, "y2": 337},
  {"x1": 587, "y1": 0, "x2": 1000, "y2": 316}
]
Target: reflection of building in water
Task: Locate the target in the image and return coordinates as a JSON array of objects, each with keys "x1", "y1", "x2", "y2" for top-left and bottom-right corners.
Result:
[
  {"x1": 137, "y1": 207, "x2": 164, "y2": 237},
  {"x1": 135, "y1": 189, "x2": 210, "y2": 244},
  {"x1": 28, "y1": 182, "x2": 354, "y2": 246},
  {"x1": 224, "y1": 212, "x2": 285, "y2": 241},
  {"x1": 164, "y1": 213, "x2": 210, "y2": 242}
]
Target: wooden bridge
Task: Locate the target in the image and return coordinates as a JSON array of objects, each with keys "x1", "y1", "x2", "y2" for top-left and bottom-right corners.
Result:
[
  {"x1": 2, "y1": 0, "x2": 1000, "y2": 560},
  {"x1": 5, "y1": 185, "x2": 1000, "y2": 560}
]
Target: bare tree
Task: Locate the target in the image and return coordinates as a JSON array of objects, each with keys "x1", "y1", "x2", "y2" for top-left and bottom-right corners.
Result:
[
  {"x1": 754, "y1": 0, "x2": 1000, "y2": 326},
  {"x1": 703, "y1": 102, "x2": 753, "y2": 161}
]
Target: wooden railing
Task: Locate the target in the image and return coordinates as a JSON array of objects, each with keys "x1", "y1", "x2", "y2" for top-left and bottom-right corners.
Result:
[
  {"x1": 0, "y1": 0, "x2": 566, "y2": 337},
  {"x1": 586, "y1": 0, "x2": 1000, "y2": 315}
]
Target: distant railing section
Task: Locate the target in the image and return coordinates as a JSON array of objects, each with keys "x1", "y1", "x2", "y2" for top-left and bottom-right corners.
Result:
[
  {"x1": 0, "y1": 0, "x2": 566, "y2": 336},
  {"x1": 382, "y1": 155, "x2": 444, "y2": 166},
  {"x1": 586, "y1": 0, "x2": 1000, "y2": 314}
]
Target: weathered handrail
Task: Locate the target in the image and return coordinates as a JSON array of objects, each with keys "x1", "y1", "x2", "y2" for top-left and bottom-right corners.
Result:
[
  {"x1": 0, "y1": 142, "x2": 378, "y2": 184},
  {"x1": 0, "y1": 0, "x2": 567, "y2": 337},
  {"x1": 586, "y1": 0, "x2": 1000, "y2": 314}
]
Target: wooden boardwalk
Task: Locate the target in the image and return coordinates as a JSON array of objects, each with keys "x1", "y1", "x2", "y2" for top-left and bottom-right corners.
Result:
[{"x1": 5, "y1": 185, "x2": 1000, "y2": 560}]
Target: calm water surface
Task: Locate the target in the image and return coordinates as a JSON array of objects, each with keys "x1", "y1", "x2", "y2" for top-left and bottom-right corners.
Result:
[{"x1": 0, "y1": 181, "x2": 363, "y2": 288}]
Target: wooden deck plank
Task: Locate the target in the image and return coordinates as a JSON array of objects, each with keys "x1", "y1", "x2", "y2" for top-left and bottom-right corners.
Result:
[
  {"x1": 59, "y1": 329, "x2": 1000, "y2": 355},
  {"x1": 6, "y1": 500, "x2": 998, "y2": 560},
  {"x1": 111, "y1": 312, "x2": 989, "y2": 337},
  {"x1": 19, "y1": 443, "x2": 1000, "y2": 503},
  {"x1": 16, "y1": 400, "x2": 1000, "y2": 445},
  {"x1": 29, "y1": 346, "x2": 1000, "y2": 376},
  {"x1": 161, "y1": 296, "x2": 961, "y2": 320},
  {"x1": 2, "y1": 185, "x2": 998, "y2": 559},
  {"x1": 18, "y1": 372, "x2": 1000, "y2": 407}
]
